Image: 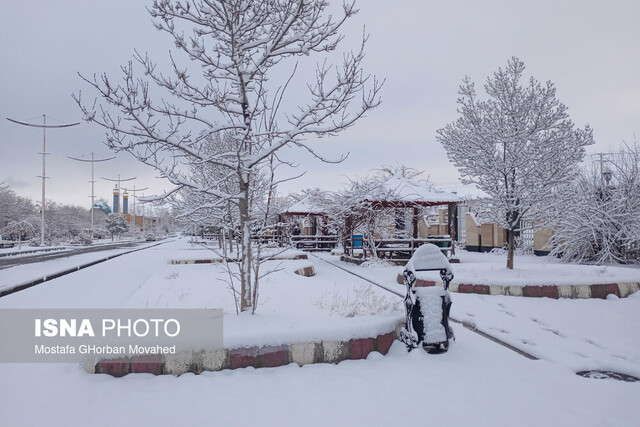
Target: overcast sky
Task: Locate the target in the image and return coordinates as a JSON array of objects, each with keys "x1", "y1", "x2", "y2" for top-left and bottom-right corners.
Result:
[{"x1": 1, "y1": 0, "x2": 639, "y2": 208}]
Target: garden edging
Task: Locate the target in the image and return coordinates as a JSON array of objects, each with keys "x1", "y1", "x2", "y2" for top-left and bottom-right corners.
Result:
[
  {"x1": 88, "y1": 322, "x2": 404, "y2": 377},
  {"x1": 395, "y1": 274, "x2": 640, "y2": 299}
]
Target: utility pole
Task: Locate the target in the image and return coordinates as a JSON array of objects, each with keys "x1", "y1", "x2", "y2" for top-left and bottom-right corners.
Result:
[
  {"x1": 592, "y1": 152, "x2": 612, "y2": 178},
  {"x1": 7, "y1": 115, "x2": 80, "y2": 246},
  {"x1": 68, "y1": 153, "x2": 115, "y2": 240}
]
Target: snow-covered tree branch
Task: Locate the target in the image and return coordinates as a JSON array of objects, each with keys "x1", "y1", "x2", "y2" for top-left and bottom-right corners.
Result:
[{"x1": 75, "y1": 0, "x2": 382, "y2": 312}]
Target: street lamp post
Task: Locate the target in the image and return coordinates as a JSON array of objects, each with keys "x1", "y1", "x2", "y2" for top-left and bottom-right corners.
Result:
[
  {"x1": 6, "y1": 115, "x2": 80, "y2": 246},
  {"x1": 123, "y1": 185, "x2": 149, "y2": 232},
  {"x1": 68, "y1": 153, "x2": 115, "y2": 240}
]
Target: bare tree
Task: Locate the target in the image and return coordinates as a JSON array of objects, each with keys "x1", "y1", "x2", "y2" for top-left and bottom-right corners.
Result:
[
  {"x1": 75, "y1": 0, "x2": 381, "y2": 312},
  {"x1": 436, "y1": 57, "x2": 593, "y2": 269}
]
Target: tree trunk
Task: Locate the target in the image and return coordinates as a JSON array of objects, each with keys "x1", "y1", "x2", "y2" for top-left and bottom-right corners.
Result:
[
  {"x1": 507, "y1": 229, "x2": 515, "y2": 269},
  {"x1": 343, "y1": 216, "x2": 352, "y2": 256},
  {"x1": 238, "y1": 178, "x2": 252, "y2": 312}
]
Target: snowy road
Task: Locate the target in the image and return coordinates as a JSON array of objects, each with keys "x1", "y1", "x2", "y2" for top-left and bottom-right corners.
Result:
[
  {"x1": 0, "y1": 240, "x2": 146, "y2": 270},
  {"x1": 0, "y1": 240, "x2": 180, "y2": 308}
]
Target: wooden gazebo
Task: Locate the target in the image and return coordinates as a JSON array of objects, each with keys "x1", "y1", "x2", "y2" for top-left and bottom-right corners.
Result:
[
  {"x1": 278, "y1": 195, "x2": 338, "y2": 250},
  {"x1": 343, "y1": 173, "x2": 462, "y2": 262}
]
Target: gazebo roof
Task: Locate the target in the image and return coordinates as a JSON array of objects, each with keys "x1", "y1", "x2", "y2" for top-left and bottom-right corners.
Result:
[
  {"x1": 362, "y1": 173, "x2": 462, "y2": 207},
  {"x1": 281, "y1": 195, "x2": 326, "y2": 216}
]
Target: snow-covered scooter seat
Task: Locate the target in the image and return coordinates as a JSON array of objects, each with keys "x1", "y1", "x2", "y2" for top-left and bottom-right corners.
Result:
[{"x1": 400, "y1": 244, "x2": 454, "y2": 352}]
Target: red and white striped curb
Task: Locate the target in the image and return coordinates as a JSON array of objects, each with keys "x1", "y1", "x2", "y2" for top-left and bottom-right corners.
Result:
[
  {"x1": 293, "y1": 265, "x2": 315, "y2": 277},
  {"x1": 89, "y1": 324, "x2": 402, "y2": 377},
  {"x1": 395, "y1": 274, "x2": 639, "y2": 299}
]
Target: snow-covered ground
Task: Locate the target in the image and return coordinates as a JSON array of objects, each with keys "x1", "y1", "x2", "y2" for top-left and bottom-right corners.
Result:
[
  {"x1": 169, "y1": 244, "x2": 309, "y2": 262},
  {"x1": 0, "y1": 239, "x2": 403, "y2": 346},
  {"x1": 454, "y1": 291, "x2": 640, "y2": 378},
  {"x1": 314, "y1": 250, "x2": 640, "y2": 375},
  {"x1": 2, "y1": 329, "x2": 638, "y2": 427},
  {"x1": 444, "y1": 250, "x2": 640, "y2": 285},
  {"x1": 318, "y1": 249, "x2": 640, "y2": 286},
  {"x1": 0, "y1": 239, "x2": 639, "y2": 426},
  {"x1": 123, "y1": 253, "x2": 402, "y2": 348}
]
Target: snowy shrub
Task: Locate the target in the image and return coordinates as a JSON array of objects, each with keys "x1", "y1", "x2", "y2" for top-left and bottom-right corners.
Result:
[
  {"x1": 70, "y1": 232, "x2": 92, "y2": 245},
  {"x1": 360, "y1": 258, "x2": 397, "y2": 268},
  {"x1": 550, "y1": 144, "x2": 640, "y2": 264},
  {"x1": 2, "y1": 220, "x2": 36, "y2": 242},
  {"x1": 164, "y1": 270, "x2": 180, "y2": 280},
  {"x1": 315, "y1": 284, "x2": 400, "y2": 317},
  {"x1": 105, "y1": 214, "x2": 129, "y2": 240}
]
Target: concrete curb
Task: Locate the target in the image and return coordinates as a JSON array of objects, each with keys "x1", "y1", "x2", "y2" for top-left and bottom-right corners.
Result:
[
  {"x1": 90, "y1": 324, "x2": 402, "y2": 377},
  {"x1": 339, "y1": 255, "x2": 365, "y2": 265},
  {"x1": 395, "y1": 274, "x2": 640, "y2": 299},
  {"x1": 170, "y1": 254, "x2": 308, "y2": 265}
]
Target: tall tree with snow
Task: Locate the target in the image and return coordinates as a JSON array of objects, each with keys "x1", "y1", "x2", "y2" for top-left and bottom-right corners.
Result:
[
  {"x1": 2, "y1": 220, "x2": 36, "y2": 244},
  {"x1": 0, "y1": 183, "x2": 36, "y2": 229},
  {"x1": 75, "y1": 0, "x2": 381, "y2": 312},
  {"x1": 437, "y1": 57, "x2": 593, "y2": 269}
]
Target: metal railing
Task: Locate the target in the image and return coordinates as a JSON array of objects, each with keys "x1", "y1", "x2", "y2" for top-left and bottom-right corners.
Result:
[
  {"x1": 346, "y1": 236, "x2": 453, "y2": 261},
  {"x1": 290, "y1": 235, "x2": 339, "y2": 251}
]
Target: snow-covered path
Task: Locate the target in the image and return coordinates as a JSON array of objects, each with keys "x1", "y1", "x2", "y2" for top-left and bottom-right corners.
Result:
[
  {"x1": 454, "y1": 292, "x2": 640, "y2": 378},
  {"x1": 314, "y1": 252, "x2": 640, "y2": 379},
  {"x1": 1, "y1": 328, "x2": 638, "y2": 427}
]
